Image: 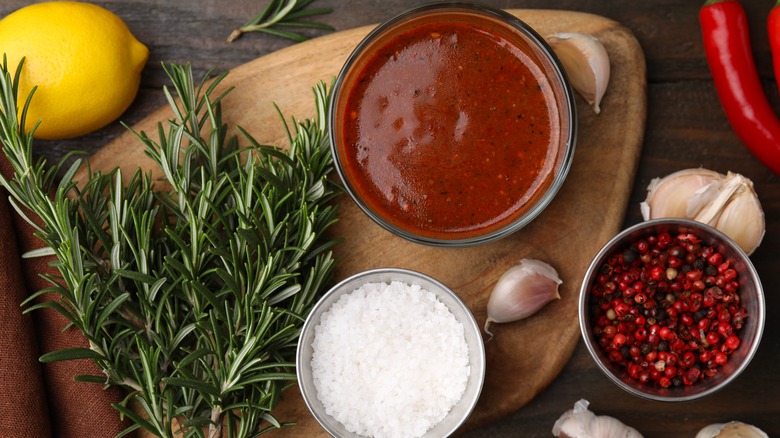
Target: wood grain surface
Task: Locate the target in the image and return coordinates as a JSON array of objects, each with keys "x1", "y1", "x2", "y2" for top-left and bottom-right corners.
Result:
[
  {"x1": 80, "y1": 9, "x2": 646, "y2": 436},
  {"x1": 5, "y1": 0, "x2": 779, "y2": 436}
]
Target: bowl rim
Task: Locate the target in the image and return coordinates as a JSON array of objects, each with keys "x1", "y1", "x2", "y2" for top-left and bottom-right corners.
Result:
[
  {"x1": 578, "y1": 218, "x2": 766, "y2": 401},
  {"x1": 328, "y1": 1, "x2": 577, "y2": 247},
  {"x1": 296, "y1": 267, "x2": 487, "y2": 436}
]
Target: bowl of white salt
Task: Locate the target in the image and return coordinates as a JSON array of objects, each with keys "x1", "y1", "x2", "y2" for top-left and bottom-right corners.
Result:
[{"x1": 296, "y1": 268, "x2": 486, "y2": 438}]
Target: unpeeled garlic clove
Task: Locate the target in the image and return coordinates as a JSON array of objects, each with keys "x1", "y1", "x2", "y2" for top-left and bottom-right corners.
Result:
[
  {"x1": 640, "y1": 168, "x2": 724, "y2": 219},
  {"x1": 553, "y1": 399, "x2": 644, "y2": 438},
  {"x1": 695, "y1": 421, "x2": 768, "y2": 438},
  {"x1": 712, "y1": 180, "x2": 765, "y2": 255},
  {"x1": 546, "y1": 32, "x2": 610, "y2": 114},
  {"x1": 484, "y1": 258, "x2": 562, "y2": 338},
  {"x1": 640, "y1": 168, "x2": 765, "y2": 255}
]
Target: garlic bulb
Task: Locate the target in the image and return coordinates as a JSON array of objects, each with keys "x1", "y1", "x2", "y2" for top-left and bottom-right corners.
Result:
[
  {"x1": 546, "y1": 32, "x2": 610, "y2": 114},
  {"x1": 553, "y1": 399, "x2": 643, "y2": 438},
  {"x1": 484, "y1": 258, "x2": 561, "y2": 338},
  {"x1": 640, "y1": 169, "x2": 765, "y2": 255},
  {"x1": 695, "y1": 421, "x2": 769, "y2": 438}
]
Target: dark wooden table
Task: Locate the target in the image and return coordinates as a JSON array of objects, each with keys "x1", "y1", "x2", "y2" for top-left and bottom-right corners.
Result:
[{"x1": 4, "y1": 0, "x2": 778, "y2": 437}]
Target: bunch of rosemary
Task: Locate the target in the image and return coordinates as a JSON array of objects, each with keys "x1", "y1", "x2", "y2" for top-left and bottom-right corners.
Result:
[{"x1": 0, "y1": 58, "x2": 340, "y2": 438}]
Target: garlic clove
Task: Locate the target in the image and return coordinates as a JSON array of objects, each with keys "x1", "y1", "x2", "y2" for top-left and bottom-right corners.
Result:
[
  {"x1": 712, "y1": 176, "x2": 765, "y2": 255},
  {"x1": 640, "y1": 168, "x2": 723, "y2": 220},
  {"x1": 695, "y1": 421, "x2": 769, "y2": 438},
  {"x1": 546, "y1": 32, "x2": 610, "y2": 114},
  {"x1": 553, "y1": 399, "x2": 644, "y2": 438},
  {"x1": 641, "y1": 169, "x2": 765, "y2": 255},
  {"x1": 484, "y1": 258, "x2": 561, "y2": 338},
  {"x1": 692, "y1": 171, "x2": 744, "y2": 225}
]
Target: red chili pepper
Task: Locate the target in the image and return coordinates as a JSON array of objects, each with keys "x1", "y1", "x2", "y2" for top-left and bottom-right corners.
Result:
[
  {"x1": 700, "y1": 0, "x2": 780, "y2": 176},
  {"x1": 769, "y1": 1, "x2": 780, "y2": 94}
]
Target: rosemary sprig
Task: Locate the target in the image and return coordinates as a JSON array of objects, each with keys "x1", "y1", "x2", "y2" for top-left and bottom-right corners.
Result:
[
  {"x1": 227, "y1": 0, "x2": 334, "y2": 43},
  {"x1": 0, "y1": 56, "x2": 340, "y2": 438}
]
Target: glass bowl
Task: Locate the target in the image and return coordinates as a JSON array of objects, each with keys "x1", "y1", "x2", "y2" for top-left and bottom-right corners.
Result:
[
  {"x1": 296, "y1": 268, "x2": 486, "y2": 437},
  {"x1": 579, "y1": 219, "x2": 765, "y2": 401},
  {"x1": 329, "y1": 2, "x2": 576, "y2": 247}
]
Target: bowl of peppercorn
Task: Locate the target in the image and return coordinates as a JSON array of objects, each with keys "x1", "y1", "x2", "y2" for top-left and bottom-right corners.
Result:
[{"x1": 579, "y1": 218, "x2": 765, "y2": 401}]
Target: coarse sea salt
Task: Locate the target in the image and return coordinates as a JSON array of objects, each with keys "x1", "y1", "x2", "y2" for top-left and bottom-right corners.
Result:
[{"x1": 310, "y1": 280, "x2": 470, "y2": 438}]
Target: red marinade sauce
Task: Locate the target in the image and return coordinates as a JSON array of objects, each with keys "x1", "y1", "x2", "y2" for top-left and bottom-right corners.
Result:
[{"x1": 340, "y1": 16, "x2": 559, "y2": 240}]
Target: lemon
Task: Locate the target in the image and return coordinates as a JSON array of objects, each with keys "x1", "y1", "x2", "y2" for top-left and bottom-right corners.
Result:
[{"x1": 0, "y1": 1, "x2": 148, "y2": 139}]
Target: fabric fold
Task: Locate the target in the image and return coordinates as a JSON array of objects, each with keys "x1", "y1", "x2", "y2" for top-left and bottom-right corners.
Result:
[
  {"x1": 0, "y1": 184, "x2": 51, "y2": 438},
  {"x1": 1, "y1": 157, "x2": 127, "y2": 437}
]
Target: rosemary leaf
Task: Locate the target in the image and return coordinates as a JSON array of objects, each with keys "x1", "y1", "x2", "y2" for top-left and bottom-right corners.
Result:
[{"x1": 39, "y1": 347, "x2": 105, "y2": 363}]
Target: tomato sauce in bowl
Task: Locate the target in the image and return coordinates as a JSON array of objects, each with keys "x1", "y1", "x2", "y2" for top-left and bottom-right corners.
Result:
[{"x1": 330, "y1": 3, "x2": 576, "y2": 246}]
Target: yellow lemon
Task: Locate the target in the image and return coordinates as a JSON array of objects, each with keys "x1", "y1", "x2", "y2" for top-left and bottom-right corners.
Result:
[{"x1": 0, "y1": 1, "x2": 148, "y2": 139}]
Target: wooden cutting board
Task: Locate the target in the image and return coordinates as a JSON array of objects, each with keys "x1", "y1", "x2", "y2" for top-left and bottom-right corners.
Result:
[{"x1": 86, "y1": 9, "x2": 646, "y2": 436}]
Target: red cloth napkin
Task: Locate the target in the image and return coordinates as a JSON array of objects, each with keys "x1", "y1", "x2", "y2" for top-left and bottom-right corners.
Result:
[
  {"x1": 0, "y1": 187, "x2": 50, "y2": 437},
  {"x1": 0, "y1": 157, "x2": 127, "y2": 437}
]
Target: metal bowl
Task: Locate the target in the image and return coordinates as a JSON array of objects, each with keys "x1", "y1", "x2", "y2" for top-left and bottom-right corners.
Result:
[
  {"x1": 328, "y1": 2, "x2": 576, "y2": 247},
  {"x1": 296, "y1": 268, "x2": 486, "y2": 437},
  {"x1": 579, "y1": 219, "x2": 765, "y2": 401}
]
